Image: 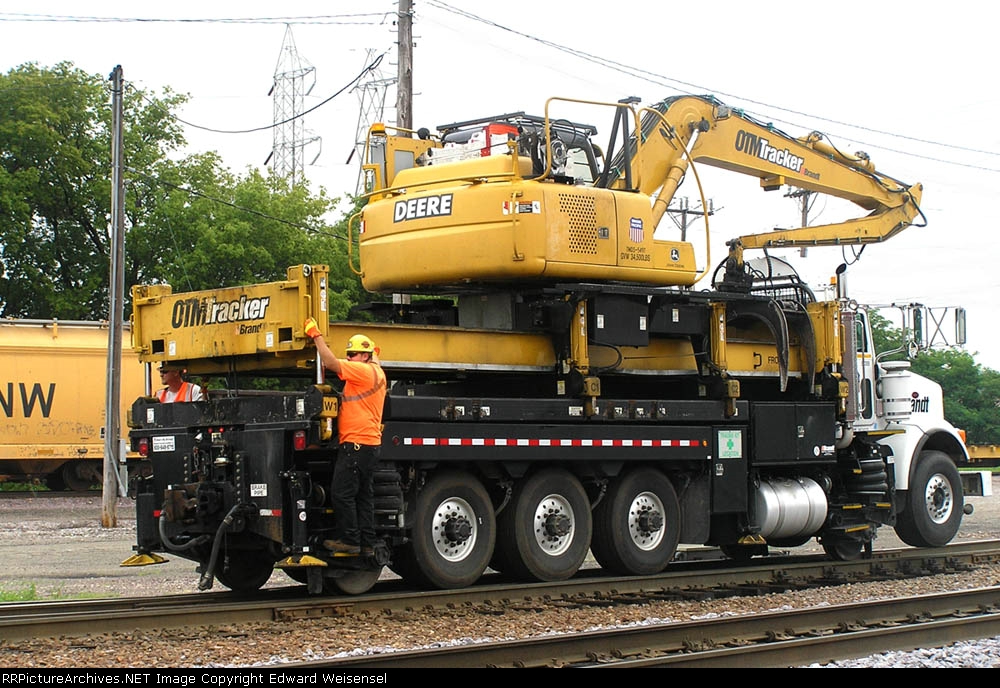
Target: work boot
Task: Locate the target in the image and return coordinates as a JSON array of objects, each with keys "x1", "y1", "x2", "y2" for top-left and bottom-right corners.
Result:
[{"x1": 323, "y1": 539, "x2": 360, "y2": 555}]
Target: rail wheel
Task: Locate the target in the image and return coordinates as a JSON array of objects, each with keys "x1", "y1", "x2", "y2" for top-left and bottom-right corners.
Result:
[
  {"x1": 591, "y1": 468, "x2": 679, "y2": 575},
  {"x1": 283, "y1": 568, "x2": 308, "y2": 585},
  {"x1": 387, "y1": 543, "x2": 424, "y2": 584},
  {"x1": 214, "y1": 551, "x2": 275, "y2": 592},
  {"x1": 61, "y1": 460, "x2": 101, "y2": 492},
  {"x1": 821, "y1": 536, "x2": 864, "y2": 561},
  {"x1": 894, "y1": 450, "x2": 964, "y2": 547},
  {"x1": 720, "y1": 543, "x2": 767, "y2": 561},
  {"x1": 407, "y1": 471, "x2": 495, "y2": 589},
  {"x1": 328, "y1": 568, "x2": 383, "y2": 595},
  {"x1": 495, "y1": 468, "x2": 592, "y2": 582}
]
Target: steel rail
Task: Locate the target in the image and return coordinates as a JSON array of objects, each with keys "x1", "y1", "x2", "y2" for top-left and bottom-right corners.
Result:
[
  {"x1": 299, "y1": 586, "x2": 1000, "y2": 668},
  {"x1": 2, "y1": 540, "x2": 998, "y2": 642}
]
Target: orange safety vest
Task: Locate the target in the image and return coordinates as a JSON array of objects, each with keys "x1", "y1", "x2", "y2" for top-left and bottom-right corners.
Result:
[
  {"x1": 337, "y1": 361, "x2": 387, "y2": 445},
  {"x1": 157, "y1": 381, "x2": 193, "y2": 403}
]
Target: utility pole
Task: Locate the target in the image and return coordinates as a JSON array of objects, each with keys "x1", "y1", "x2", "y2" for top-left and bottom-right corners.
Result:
[
  {"x1": 397, "y1": 0, "x2": 413, "y2": 130},
  {"x1": 786, "y1": 188, "x2": 813, "y2": 257},
  {"x1": 664, "y1": 196, "x2": 715, "y2": 242},
  {"x1": 394, "y1": 0, "x2": 414, "y2": 306},
  {"x1": 103, "y1": 65, "x2": 126, "y2": 527}
]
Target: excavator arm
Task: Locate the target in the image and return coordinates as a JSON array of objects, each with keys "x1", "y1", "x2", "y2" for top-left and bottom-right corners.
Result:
[{"x1": 603, "y1": 95, "x2": 924, "y2": 288}]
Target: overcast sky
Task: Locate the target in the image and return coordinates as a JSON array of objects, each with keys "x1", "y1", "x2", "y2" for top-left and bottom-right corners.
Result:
[{"x1": 3, "y1": 1, "x2": 998, "y2": 369}]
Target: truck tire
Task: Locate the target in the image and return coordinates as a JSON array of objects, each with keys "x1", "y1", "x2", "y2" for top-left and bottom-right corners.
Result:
[
  {"x1": 407, "y1": 471, "x2": 495, "y2": 589},
  {"x1": 590, "y1": 468, "x2": 680, "y2": 575},
  {"x1": 894, "y1": 450, "x2": 964, "y2": 548},
  {"x1": 494, "y1": 468, "x2": 592, "y2": 582}
]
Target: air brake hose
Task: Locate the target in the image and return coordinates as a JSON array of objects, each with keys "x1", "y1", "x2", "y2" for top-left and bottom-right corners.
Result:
[
  {"x1": 197, "y1": 504, "x2": 243, "y2": 591},
  {"x1": 158, "y1": 512, "x2": 211, "y2": 552}
]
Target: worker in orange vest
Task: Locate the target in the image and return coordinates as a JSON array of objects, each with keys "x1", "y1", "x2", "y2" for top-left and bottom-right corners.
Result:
[
  {"x1": 304, "y1": 318, "x2": 386, "y2": 557},
  {"x1": 156, "y1": 363, "x2": 204, "y2": 403}
]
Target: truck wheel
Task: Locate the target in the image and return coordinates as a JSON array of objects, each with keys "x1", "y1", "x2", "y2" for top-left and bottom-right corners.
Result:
[
  {"x1": 495, "y1": 468, "x2": 592, "y2": 582},
  {"x1": 894, "y1": 450, "x2": 964, "y2": 548},
  {"x1": 408, "y1": 471, "x2": 495, "y2": 589},
  {"x1": 214, "y1": 552, "x2": 275, "y2": 592},
  {"x1": 591, "y1": 468, "x2": 679, "y2": 575}
]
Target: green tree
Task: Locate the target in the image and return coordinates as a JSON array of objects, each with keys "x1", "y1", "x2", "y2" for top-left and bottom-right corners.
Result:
[
  {"x1": 0, "y1": 61, "x2": 360, "y2": 320},
  {"x1": 0, "y1": 62, "x2": 189, "y2": 318},
  {"x1": 909, "y1": 349, "x2": 1000, "y2": 445},
  {"x1": 868, "y1": 308, "x2": 1000, "y2": 444}
]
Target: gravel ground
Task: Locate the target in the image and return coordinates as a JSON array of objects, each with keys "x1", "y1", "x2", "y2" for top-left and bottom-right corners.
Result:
[{"x1": 2, "y1": 479, "x2": 1000, "y2": 668}]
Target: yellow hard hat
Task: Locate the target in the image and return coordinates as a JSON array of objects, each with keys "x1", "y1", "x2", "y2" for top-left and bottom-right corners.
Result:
[{"x1": 346, "y1": 333, "x2": 376, "y2": 355}]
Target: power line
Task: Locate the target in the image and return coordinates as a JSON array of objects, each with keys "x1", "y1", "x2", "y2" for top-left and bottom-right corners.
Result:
[
  {"x1": 128, "y1": 168, "x2": 347, "y2": 242},
  {"x1": 0, "y1": 12, "x2": 385, "y2": 25},
  {"x1": 132, "y1": 52, "x2": 386, "y2": 135},
  {"x1": 424, "y1": 1, "x2": 1000, "y2": 168}
]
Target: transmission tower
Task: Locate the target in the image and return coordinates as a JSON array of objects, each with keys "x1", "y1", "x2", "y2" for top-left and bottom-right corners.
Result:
[
  {"x1": 267, "y1": 25, "x2": 321, "y2": 185},
  {"x1": 350, "y1": 48, "x2": 396, "y2": 195}
]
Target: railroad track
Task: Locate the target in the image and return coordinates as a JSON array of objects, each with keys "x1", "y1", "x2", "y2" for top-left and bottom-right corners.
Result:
[
  {"x1": 3, "y1": 540, "x2": 1000, "y2": 645},
  {"x1": 305, "y1": 586, "x2": 1000, "y2": 668}
]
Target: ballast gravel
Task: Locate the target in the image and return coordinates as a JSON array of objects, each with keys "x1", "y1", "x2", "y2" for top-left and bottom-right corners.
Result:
[{"x1": 2, "y1": 488, "x2": 1000, "y2": 668}]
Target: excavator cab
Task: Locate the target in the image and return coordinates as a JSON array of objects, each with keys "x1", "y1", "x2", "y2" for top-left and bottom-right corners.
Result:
[{"x1": 356, "y1": 98, "x2": 700, "y2": 294}]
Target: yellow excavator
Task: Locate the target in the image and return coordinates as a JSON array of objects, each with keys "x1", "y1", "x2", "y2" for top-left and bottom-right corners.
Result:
[{"x1": 355, "y1": 94, "x2": 923, "y2": 294}]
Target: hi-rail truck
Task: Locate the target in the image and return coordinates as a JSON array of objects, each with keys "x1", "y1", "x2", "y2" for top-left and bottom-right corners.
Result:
[{"x1": 123, "y1": 95, "x2": 988, "y2": 594}]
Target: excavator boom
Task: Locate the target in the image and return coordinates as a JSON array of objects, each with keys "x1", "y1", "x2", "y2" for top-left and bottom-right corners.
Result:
[{"x1": 605, "y1": 95, "x2": 923, "y2": 281}]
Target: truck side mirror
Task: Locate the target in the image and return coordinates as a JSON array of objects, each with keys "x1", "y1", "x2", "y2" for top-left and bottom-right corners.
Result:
[
  {"x1": 956, "y1": 307, "x2": 967, "y2": 346},
  {"x1": 912, "y1": 307, "x2": 924, "y2": 348}
]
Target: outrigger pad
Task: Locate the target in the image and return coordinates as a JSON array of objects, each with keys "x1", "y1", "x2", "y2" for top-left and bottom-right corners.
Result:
[
  {"x1": 120, "y1": 552, "x2": 168, "y2": 567},
  {"x1": 275, "y1": 554, "x2": 328, "y2": 568}
]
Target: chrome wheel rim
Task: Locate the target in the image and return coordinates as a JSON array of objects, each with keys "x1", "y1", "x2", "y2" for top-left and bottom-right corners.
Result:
[
  {"x1": 533, "y1": 493, "x2": 576, "y2": 556},
  {"x1": 628, "y1": 491, "x2": 666, "y2": 551},
  {"x1": 924, "y1": 473, "x2": 954, "y2": 524},
  {"x1": 431, "y1": 496, "x2": 478, "y2": 562}
]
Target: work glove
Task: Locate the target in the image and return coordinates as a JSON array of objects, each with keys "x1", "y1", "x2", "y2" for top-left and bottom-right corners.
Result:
[{"x1": 304, "y1": 317, "x2": 322, "y2": 339}]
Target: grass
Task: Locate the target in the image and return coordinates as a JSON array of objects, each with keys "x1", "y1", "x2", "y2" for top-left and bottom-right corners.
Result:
[
  {"x1": 0, "y1": 481, "x2": 50, "y2": 492},
  {"x1": 0, "y1": 584, "x2": 108, "y2": 602},
  {"x1": 0, "y1": 584, "x2": 39, "y2": 602}
]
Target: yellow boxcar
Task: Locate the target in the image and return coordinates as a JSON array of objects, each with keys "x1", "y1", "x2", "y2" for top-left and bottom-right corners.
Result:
[{"x1": 0, "y1": 319, "x2": 147, "y2": 490}]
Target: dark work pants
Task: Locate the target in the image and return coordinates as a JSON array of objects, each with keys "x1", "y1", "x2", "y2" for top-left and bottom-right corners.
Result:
[{"x1": 331, "y1": 443, "x2": 379, "y2": 547}]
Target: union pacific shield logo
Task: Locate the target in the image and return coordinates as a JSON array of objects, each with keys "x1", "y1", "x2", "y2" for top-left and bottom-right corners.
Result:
[{"x1": 629, "y1": 217, "x2": 644, "y2": 243}]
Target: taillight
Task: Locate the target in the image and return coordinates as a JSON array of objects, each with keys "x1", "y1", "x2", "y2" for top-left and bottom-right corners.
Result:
[
  {"x1": 293, "y1": 430, "x2": 307, "y2": 451},
  {"x1": 137, "y1": 437, "x2": 149, "y2": 457}
]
